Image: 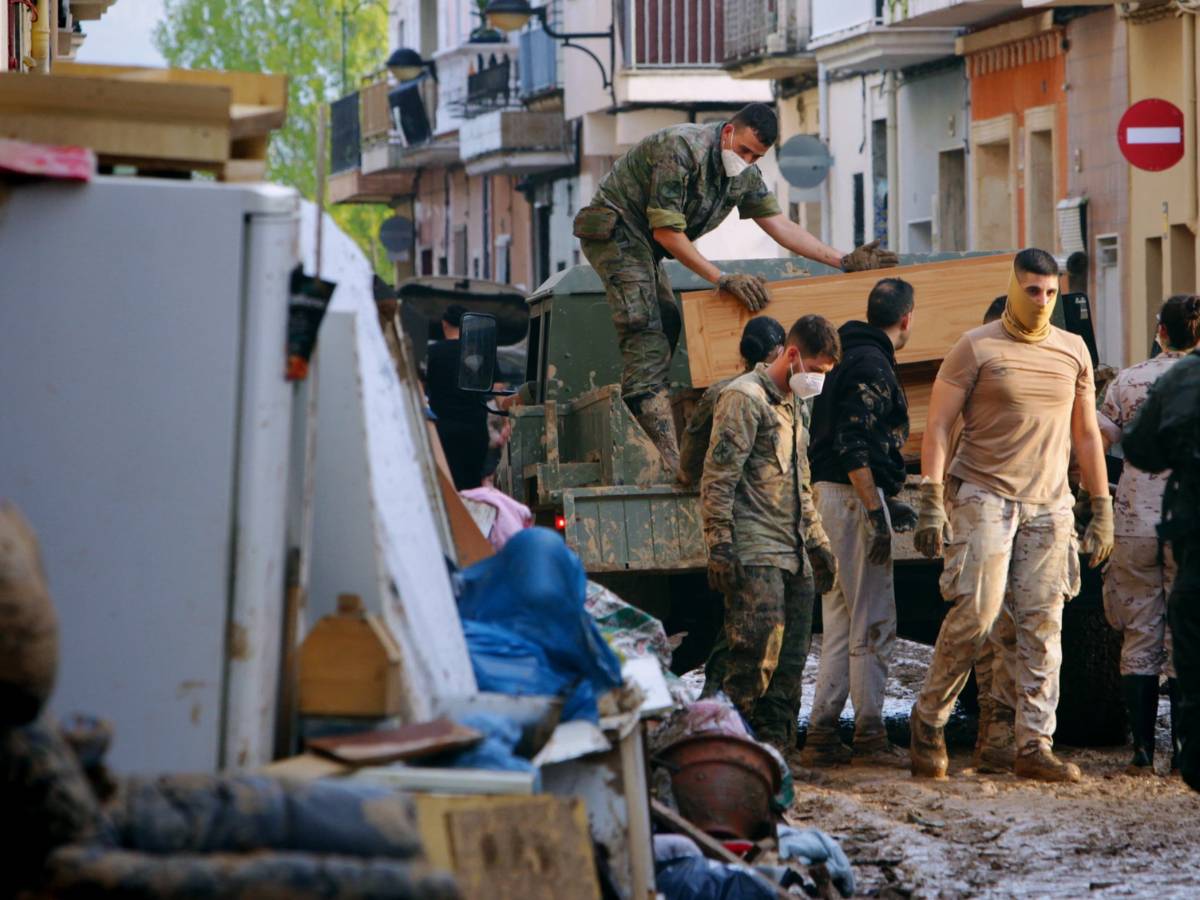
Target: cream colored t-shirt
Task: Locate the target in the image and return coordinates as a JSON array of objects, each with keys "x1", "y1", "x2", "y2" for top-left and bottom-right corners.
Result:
[{"x1": 938, "y1": 320, "x2": 1093, "y2": 504}]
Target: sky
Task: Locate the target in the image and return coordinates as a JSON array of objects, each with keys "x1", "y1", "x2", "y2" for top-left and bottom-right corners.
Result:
[{"x1": 74, "y1": 0, "x2": 167, "y2": 66}]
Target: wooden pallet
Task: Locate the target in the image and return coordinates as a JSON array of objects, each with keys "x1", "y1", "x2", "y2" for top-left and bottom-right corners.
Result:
[{"x1": 0, "y1": 63, "x2": 287, "y2": 181}]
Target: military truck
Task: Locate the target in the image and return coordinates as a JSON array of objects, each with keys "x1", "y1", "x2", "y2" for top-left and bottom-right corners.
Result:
[{"x1": 465, "y1": 255, "x2": 1123, "y2": 746}]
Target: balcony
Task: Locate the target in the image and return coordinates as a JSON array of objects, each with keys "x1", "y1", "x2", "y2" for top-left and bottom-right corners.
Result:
[
  {"x1": 722, "y1": 0, "x2": 815, "y2": 80},
  {"x1": 519, "y1": 25, "x2": 560, "y2": 99},
  {"x1": 460, "y1": 109, "x2": 573, "y2": 176},
  {"x1": 465, "y1": 53, "x2": 522, "y2": 116},
  {"x1": 326, "y1": 88, "x2": 417, "y2": 204},
  {"x1": 360, "y1": 75, "x2": 460, "y2": 175},
  {"x1": 885, "y1": 0, "x2": 1023, "y2": 28},
  {"x1": 809, "y1": 0, "x2": 957, "y2": 72}
]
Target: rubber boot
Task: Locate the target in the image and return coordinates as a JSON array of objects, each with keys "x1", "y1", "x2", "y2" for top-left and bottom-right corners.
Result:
[
  {"x1": 799, "y1": 726, "x2": 852, "y2": 767},
  {"x1": 1121, "y1": 674, "x2": 1157, "y2": 776},
  {"x1": 973, "y1": 702, "x2": 1016, "y2": 774},
  {"x1": 1013, "y1": 747, "x2": 1082, "y2": 783},
  {"x1": 1169, "y1": 678, "x2": 1183, "y2": 774},
  {"x1": 909, "y1": 708, "x2": 948, "y2": 779},
  {"x1": 631, "y1": 390, "x2": 680, "y2": 475}
]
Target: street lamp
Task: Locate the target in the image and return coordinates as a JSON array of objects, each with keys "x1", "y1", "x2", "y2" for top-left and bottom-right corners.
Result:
[
  {"x1": 483, "y1": 0, "x2": 616, "y2": 105},
  {"x1": 386, "y1": 47, "x2": 438, "y2": 83}
]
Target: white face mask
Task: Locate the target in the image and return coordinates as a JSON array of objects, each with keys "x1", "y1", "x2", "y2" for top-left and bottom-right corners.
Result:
[
  {"x1": 789, "y1": 357, "x2": 825, "y2": 400},
  {"x1": 721, "y1": 130, "x2": 749, "y2": 178}
]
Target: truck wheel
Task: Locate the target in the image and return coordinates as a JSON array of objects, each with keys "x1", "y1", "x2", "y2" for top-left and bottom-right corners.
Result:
[{"x1": 1054, "y1": 561, "x2": 1127, "y2": 747}]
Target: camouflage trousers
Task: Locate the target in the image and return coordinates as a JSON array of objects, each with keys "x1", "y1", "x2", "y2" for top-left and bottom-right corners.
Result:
[
  {"x1": 579, "y1": 233, "x2": 679, "y2": 401},
  {"x1": 808, "y1": 483, "x2": 897, "y2": 743},
  {"x1": 914, "y1": 481, "x2": 1079, "y2": 755},
  {"x1": 704, "y1": 560, "x2": 815, "y2": 749},
  {"x1": 1103, "y1": 537, "x2": 1177, "y2": 677}
]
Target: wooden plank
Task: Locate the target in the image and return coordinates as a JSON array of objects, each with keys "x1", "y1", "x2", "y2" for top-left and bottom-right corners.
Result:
[
  {"x1": 680, "y1": 254, "x2": 1016, "y2": 387},
  {"x1": 307, "y1": 718, "x2": 482, "y2": 767},
  {"x1": 355, "y1": 766, "x2": 536, "y2": 794},
  {"x1": 436, "y1": 466, "x2": 495, "y2": 568},
  {"x1": 230, "y1": 103, "x2": 287, "y2": 140},
  {"x1": 54, "y1": 62, "x2": 288, "y2": 111}
]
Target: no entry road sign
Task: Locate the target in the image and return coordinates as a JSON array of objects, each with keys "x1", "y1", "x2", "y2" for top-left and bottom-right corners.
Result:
[{"x1": 1118, "y1": 99, "x2": 1185, "y2": 172}]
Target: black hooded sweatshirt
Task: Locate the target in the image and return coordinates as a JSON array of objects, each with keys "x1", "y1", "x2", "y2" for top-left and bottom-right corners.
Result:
[{"x1": 808, "y1": 320, "x2": 910, "y2": 497}]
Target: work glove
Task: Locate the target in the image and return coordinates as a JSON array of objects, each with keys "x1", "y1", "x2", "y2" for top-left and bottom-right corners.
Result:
[
  {"x1": 913, "y1": 481, "x2": 951, "y2": 559},
  {"x1": 885, "y1": 496, "x2": 918, "y2": 533},
  {"x1": 1072, "y1": 488, "x2": 1093, "y2": 533},
  {"x1": 808, "y1": 543, "x2": 838, "y2": 594},
  {"x1": 1081, "y1": 494, "x2": 1115, "y2": 568},
  {"x1": 707, "y1": 542, "x2": 746, "y2": 595},
  {"x1": 717, "y1": 273, "x2": 770, "y2": 312},
  {"x1": 840, "y1": 240, "x2": 900, "y2": 273},
  {"x1": 865, "y1": 506, "x2": 892, "y2": 566}
]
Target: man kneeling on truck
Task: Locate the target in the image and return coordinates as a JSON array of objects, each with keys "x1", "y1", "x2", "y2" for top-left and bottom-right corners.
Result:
[
  {"x1": 700, "y1": 315, "x2": 840, "y2": 755},
  {"x1": 909, "y1": 248, "x2": 1114, "y2": 783},
  {"x1": 574, "y1": 102, "x2": 897, "y2": 474}
]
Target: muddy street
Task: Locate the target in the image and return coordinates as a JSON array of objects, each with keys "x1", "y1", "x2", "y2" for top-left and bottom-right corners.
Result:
[{"x1": 688, "y1": 637, "x2": 1200, "y2": 898}]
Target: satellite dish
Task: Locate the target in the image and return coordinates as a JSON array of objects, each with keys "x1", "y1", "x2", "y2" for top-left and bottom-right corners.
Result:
[
  {"x1": 379, "y1": 216, "x2": 414, "y2": 257},
  {"x1": 778, "y1": 134, "x2": 833, "y2": 189}
]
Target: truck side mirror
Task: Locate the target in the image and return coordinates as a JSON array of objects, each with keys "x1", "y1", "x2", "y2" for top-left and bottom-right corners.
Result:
[{"x1": 458, "y1": 312, "x2": 498, "y2": 393}]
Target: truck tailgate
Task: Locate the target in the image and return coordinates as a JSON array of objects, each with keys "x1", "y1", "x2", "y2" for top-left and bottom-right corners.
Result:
[{"x1": 563, "y1": 486, "x2": 706, "y2": 572}]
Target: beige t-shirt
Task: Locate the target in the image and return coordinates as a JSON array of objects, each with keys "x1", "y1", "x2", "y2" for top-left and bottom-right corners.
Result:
[{"x1": 938, "y1": 321, "x2": 1094, "y2": 504}]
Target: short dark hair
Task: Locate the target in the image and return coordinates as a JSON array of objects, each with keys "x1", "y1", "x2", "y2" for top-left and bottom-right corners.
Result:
[
  {"x1": 866, "y1": 277, "x2": 915, "y2": 328},
  {"x1": 731, "y1": 103, "x2": 778, "y2": 147},
  {"x1": 985, "y1": 296, "x2": 1006, "y2": 324},
  {"x1": 443, "y1": 303, "x2": 467, "y2": 327},
  {"x1": 740, "y1": 316, "x2": 786, "y2": 365},
  {"x1": 788, "y1": 314, "x2": 841, "y2": 363},
  {"x1": 1160, "y1": 294, "x2": 1200, "y2": 350},
  {"x1": 1014, "y1": 247, "x2": 1059, "y2": 277}
]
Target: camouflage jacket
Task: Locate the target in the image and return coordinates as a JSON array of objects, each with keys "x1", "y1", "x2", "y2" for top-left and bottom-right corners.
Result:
[
  {"x1": 678, "y1": 376, "x2": 734, "y2": 487},
  {"x1": 1122, "y1": 349, "x2": 1200, "y2": 566},
  {"x1": 701, "y1": 365, "x2": 828, "y2": 572},
  {"x1": 591, "y1": 122, "x2": 781, "y2": 259},
  {"x1": 1099, "y1": 350, "x2": 1189, "y2": 537}
]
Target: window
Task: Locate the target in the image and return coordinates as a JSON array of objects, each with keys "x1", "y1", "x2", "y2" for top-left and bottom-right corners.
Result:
[{"x1": 853, "y1": 174, "x2": 865, "y2": 249}]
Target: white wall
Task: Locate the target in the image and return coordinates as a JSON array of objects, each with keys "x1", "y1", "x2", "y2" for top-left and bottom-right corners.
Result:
[
  {"x1": 896, "y1": 64, "x2": 968, "y2": 252},
  {"x1": 811, "y1": 0, "x2": 877, "y2": 41},
  {"x1": 825, "y1": 74, "x2": 885, "y2": 252},
  {"x1": 563, "y1": 0, "x2": 614, "y2": 120}
]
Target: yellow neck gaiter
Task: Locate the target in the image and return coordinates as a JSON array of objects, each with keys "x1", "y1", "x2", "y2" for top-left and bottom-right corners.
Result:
[{"x1": 1001, "y1": 269, "x2": 1055, "y2": 343}]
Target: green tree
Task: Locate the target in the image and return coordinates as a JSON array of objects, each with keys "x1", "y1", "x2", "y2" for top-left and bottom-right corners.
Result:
[{"x1": 154, "y1": 0, "x2": 393, "y2": 277}]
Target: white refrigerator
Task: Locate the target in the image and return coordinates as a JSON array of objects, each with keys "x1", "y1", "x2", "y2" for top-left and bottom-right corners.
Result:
[{"x1": 0, "y1": 176, "x2": 302, "y2": 774}]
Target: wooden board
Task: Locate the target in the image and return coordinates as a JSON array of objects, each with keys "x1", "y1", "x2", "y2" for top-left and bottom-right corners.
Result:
[
  {"x1": 680, "y1": 253, "x2": 1015, "y2": 388},
  {"x1": 307, "y1": 718, "x2": 482, "y2": 766},
  {"x1": 417, "y1": 795, "x2": 600, "y2": 900}
]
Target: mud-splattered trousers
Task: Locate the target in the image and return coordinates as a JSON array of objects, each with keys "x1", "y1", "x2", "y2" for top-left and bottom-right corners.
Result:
[
  {"x1": 1104, "y1": 538, "x2": 1177, "y2": 677},
  {"x1": 913, "y1": 481, "x2": 1080, "y2": 755},
  {"x1": 706, "y1": 560, "x2": 816, "y2": 748},
  {"x1": 807, "y1": 483, "x2": 897, "y2": 744}
]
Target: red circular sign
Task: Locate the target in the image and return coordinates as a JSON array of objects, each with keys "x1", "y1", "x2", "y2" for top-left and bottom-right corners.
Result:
[{"x1": 1118, "y1": 99, "x2": 1185, "y2": 172}]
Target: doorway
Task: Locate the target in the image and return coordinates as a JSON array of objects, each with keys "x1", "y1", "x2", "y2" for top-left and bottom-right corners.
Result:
[{"x1": 1095, "y1": 235, "x2": 1121, "y2": 368}]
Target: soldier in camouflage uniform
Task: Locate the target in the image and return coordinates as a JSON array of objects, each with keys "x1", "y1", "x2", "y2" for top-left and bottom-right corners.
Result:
[
  {"x1": 700, "y1": 315, "x2": 842, "y2": 753},
  {"x1": 910, "y1": 249, "x2": 1114, "y2": 783},
  {"x1": 575, "y1": 102, "x2": 897, "y2": 473},
  {"x1": 1100, "y1": 295, "x2": 1200, "y2": 775},
  {"x1": 1122, "y1": 331, "x2": 1200, "y2": 792}
]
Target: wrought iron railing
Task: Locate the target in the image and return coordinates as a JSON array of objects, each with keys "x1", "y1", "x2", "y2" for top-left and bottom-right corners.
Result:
[
  {"x1": 625, "y1": 0, "x2": 726, "y2": 68},
  {"x1": 329, "y1": 91, "x2": 361, "y2": 174},
  {"x1": 467, "y1": 55, "x2": 514, "y2": 111}
]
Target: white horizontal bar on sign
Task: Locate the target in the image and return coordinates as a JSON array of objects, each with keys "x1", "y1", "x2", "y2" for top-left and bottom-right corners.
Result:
[{"x1": 1126, "y1": 127, "x2": 1183, "y2": 145}]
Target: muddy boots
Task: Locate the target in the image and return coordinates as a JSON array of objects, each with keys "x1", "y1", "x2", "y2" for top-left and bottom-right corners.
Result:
[
  {"x1": 1013, "y1": 748, "x2": 1083, "y2": 783},
  {"x1": 800, "y1": 727, "x2": 852, "y2": 767},
  {"x1": 851, "y1": 732, "x2": 909, "y2": 768},
  {"x1": 1121, "y1": 674, "x2": 1160, "y2": 776},
  {"x1": 909, "y1": 708, "x2": 948, "y2": 779},
  {"x1": 632, "y1": 390, "x2": 680, "y2": 476},
  {"x1": 973, "y1": 700, "x2": 1017, "y2": 774}
]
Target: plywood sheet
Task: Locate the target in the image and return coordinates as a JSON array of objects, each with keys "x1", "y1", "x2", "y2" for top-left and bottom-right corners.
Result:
[{"x1": 680, "y1": 254, "x2": 1015, "y2": 387}]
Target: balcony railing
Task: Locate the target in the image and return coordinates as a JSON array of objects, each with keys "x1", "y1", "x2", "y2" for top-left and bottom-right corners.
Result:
[
  {"x1": 625, "y1": 0, "x2": 726, "y2": 68},
  {"x1": 329, "y1": 91, "x2": 361, "y2": 174},
  {"x1": 467, "y1": 55, "x2": 512, "y2": 109},
  {"x1": 723, "y1": 0, "x2": 810, "y2": 66},
  {"x1": 519, "y1": 26, "x2": 559, "y2": 98}
]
